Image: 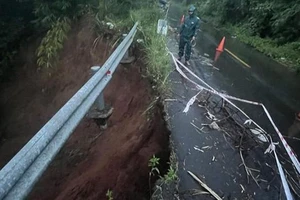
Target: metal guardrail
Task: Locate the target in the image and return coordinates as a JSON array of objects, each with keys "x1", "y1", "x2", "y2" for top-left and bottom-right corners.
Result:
[{"x1": 0, "y1": 22, "x2": 138, "y2": 200}]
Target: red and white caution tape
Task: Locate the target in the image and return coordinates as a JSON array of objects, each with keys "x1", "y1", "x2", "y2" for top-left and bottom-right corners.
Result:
[
  {"x1": 265, "y1": 143, "x2": 294, "y2": 200},
  {"x1": 170, "y1": 52, "x2": 298, "y2": 199}
]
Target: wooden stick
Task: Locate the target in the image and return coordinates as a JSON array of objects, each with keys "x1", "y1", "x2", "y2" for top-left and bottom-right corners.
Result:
[{"x1": 187, "y1": 171, "x2": 222, "y2": 200}]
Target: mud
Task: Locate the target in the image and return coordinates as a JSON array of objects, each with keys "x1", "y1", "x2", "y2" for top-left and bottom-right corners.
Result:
[{"x1": 0, "y1": 17, "x2": 170, "y2": 200}]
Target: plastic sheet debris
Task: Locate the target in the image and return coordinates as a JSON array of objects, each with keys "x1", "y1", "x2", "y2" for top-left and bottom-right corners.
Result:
[{"x1": 250, "y1": 128, "x2": 268, "y2": 143}]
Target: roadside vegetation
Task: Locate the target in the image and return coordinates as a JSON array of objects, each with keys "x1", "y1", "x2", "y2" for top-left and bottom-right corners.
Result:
[
  {"x1": 0, "y1": 0, "x2": 171, "y2": 91},
  {"x1": 130, "y1": 8, "x2": 170, "y2": 92},
  {"x1": 193, "y1": 0, "x2": 300, "y2": 71},
  {"x1": 1, "y1": 0, "x2": 172, "y2": 197}
]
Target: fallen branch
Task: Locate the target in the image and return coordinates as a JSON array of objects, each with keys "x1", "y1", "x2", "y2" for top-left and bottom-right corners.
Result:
[
  {"x1": 239, "y1": 150, "x2": 261, "y2": 188},
  {"x1": 142, "y1": 97, "x2": 159, "y2": 115},
  {"x1": 190, "y1": 122, "x2": 205, "y2": 133},
  {"x1": 189, "y1": 189, "x2": 209, "y2": 196},
  {"x1": 187, "y1": 171, "x2": 222, "y2": 200}
]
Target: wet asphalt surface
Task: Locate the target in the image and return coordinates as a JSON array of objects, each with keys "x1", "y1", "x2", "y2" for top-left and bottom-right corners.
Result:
[{"x1": 164, "y1": 2, "x2": 300, "y2": 200}]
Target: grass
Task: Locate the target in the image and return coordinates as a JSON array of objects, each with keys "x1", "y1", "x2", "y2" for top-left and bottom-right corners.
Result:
[
  {"x1": 150, "y1": 150, "x2": 179, "y2": 199},
  {"x1": 148, "y1": 152, "x2": 178, "y2": 189},
  {"x1": 93, "y1": 5, "x2": 171, "y2": 93},
  {"x1": 225, "y1": 25, "x2": 300, "y2": 71},
  {"x1": 163, "y1": 150, "x2": 178, "y2": 183},
  {"x1": 163, "y1": 165, "x2": 178, "y2": 183},
  {"x1": 106, "y1": 189, "x2": 113, "y2": 200},
  {"x1": 129, "y1": 7, "x2": 171, "y2": 93},
  {"x1": 148, "y1": 155, "x2": 161, "y2": 196},
  {"x1": 148, "y1": 155, "x2": 160, "y2": 175}
]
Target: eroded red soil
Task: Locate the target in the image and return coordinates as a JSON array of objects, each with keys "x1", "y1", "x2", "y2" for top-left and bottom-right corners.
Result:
[{"x1": 0, "y1": 18, "x2": 169, "y2": 200}]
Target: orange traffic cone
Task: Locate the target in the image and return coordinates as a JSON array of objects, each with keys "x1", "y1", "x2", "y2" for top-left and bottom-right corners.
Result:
[
  {"x1": 180, "y1": 15, "x2": 185, "y2": 25},
  {"x1": 214, "y1": 37, "x2": 225, "y2": 62},
  {"x1": 214, "y1": 51, "x2": 222, "y2": 62},
  {"x1": 217, "y1": 37, "x2": 225, "y2": 52}
]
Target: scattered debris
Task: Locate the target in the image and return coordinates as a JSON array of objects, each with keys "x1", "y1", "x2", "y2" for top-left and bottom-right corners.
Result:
[
  {"x1": 106, "y1": 22, "x2": 114, "y2": 29},
  {"x1": 250, "y1": 128, "x2": 268, "y2": 143},
  {"x1": 136, "y1": 39, "x2": 144, "y2": 43},
  {"x1": 240, "y1": 184, "x2": 246, "y2": 193},
  {"x1": 197, "y1": 55, "x2": 214, "y2": 67},
  {"x1": 164, "y1": 99, "x2": 178, "y2": 102},
  {"x1": 244, "y1": 119, "x2": 252, "y2": 125},
  {"x1": 142, "y1": 97, "x2": 159, "y2": 115},
  {"x1": 212, "y1": 156, "x2": 216, "y2": 162},
  {"x1": 209, "y1": 122, "x2": 221, "y2": 131},
  {"x1": 206, "y1": 111, "x2": 218, "y2": 121},
  {"x1": 239, "y1": 150, "x2": 261, "y2": 188},
  {"x1": 189, "y1": 189, "x2": 209, "y2": 196},
  {"x1": 194, "y1": 146, "x2": 204, "y2": 153},
  {"x1": 188, "y1": 171, "x2": 222, "y2": 200},
  {"x1": 202, "y1": 146, "x2": 212, "y2": 150},
  {"x1": 190, "y1": 122, "x2": 206, "y2": 134},
  {"x1": 183, "y1": 91, "x2": 202, "y2": 113}
]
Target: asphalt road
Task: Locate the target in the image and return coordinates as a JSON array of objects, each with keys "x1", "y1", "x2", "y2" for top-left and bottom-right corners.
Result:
[{"x1": 164, "y1": 2, "x2": 300, "y2": 200}]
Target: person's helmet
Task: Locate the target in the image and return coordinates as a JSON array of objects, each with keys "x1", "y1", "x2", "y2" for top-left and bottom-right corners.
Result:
[{"x1": 188, "y1": 5, "x2": 196, "y2": 12}]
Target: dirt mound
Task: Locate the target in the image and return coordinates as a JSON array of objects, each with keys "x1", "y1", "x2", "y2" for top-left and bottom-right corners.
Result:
[{"x1": 0, "y1": 17, "x2": 170, "y2": 200}]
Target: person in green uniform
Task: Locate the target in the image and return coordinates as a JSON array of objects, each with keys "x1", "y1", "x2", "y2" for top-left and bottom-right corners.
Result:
[{"x1": 178, "y1": 5, "x2": 200, "y2": 66}]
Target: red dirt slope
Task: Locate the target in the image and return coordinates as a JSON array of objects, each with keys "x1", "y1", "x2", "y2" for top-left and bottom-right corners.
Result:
[{"x1": 0, "y1": 18, "x2": 170, "y2": 200}]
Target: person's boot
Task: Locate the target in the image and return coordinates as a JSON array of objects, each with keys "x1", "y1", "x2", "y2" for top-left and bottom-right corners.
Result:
[{"x1": 178, "y1": 56, "x2": 182, "y2": 61}]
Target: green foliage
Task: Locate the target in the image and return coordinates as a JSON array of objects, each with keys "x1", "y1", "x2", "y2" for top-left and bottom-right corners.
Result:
[
  {"x1": 163, "y1": 166, "x2": 178, "y2": 183},
  {"x1": 0, "y1": 0, "x2": 34, "y2": 81},
  {"x1": 33, "y1": 0, "x2": 100, "y2": 69},
  {"x1": 33, "y1": 0, "x2": 98, "y2": 29},
  {"x1": 196, "y1": 0, "x2": 300, "y2": 43},
  {"x1": 130, "y1": 8, "x2": 171, "y2": 92},
  {"x1": 106, "y1": 189, "x2": 113, "y2": 200},
  {"x1": 93, "y1": 3, "x2": 171, "y2": 93},
  {"x1": 196, "y1": 0, "x2": 300, "y2": 69},
  {"x1": 149, "y1": 155, "x2": 160, "y2": 177},
  {"x1": 95, "y1": 0, "x2": 154, "y2": 21},
  {"x1": 0, "y1": 0, "x2": 171, "y2": 79},
  {"x1": 94, "y1": 5, "x2": 171, "y2": 92},
  {"x1": 144, "y1": 34, "x2": 170, "y2": 92},
  {"x1": 36, "y1": 18, "x2": 71, "y2": 68},
  {"x1": 33, "y1": 0, "x2": 67, "y2": 28},
  {"x1": 227, "y1": 25, "x2": 300, "y2": 70}
]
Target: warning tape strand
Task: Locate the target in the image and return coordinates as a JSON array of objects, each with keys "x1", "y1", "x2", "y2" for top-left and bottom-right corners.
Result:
[{"x1": 169, "y1": 51, "x2": 298, "y2": 200}]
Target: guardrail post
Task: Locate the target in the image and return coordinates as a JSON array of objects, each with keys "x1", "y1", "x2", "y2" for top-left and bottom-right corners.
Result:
[
  {"x1": 87, "y1": 66, "x2": 113, "y2": 129},
  {"x1": 120, "y1": 34, "x2": 135, "y2": 64},
  {"x1": 91, "y1": 66, "x2": 105, "y2": 110}
]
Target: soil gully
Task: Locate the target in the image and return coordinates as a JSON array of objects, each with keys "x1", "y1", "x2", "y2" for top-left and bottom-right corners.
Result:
[
  {"x1": 0, "y1": 20, "x2": 171, "y2": 200},
  {"x1": 27, "y1": 63, "x2": 171, "y2": 200}
]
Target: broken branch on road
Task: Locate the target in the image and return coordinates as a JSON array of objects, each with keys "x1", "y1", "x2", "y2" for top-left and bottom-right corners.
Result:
[{"x1": 188, "y1": 171, "x2": 222, "y2": 200}]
